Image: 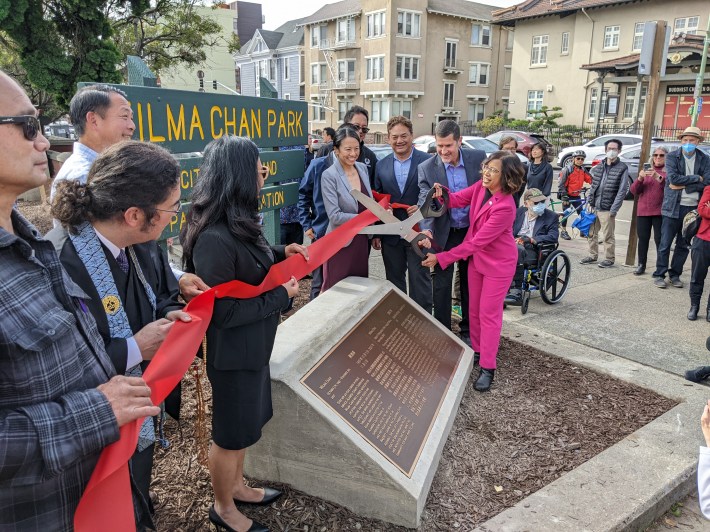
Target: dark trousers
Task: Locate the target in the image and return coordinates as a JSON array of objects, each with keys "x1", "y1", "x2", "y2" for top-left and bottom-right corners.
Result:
[
  {"x1": 690, "y1": 238, "x2": 710, "y2": 307},
  {"x1": 433, "y1": 227, "x2": 469, "y2": 335},
  {"x1": 280, "y1": 222, "x2": 304, "y2": 246},
  {"x1": 310, "y1": 265, "x2": 323, "y2": 300},
  {"x1": 560, "y1": 197, "x2": 584, "y2": 228},
  {"x1": 130, "y1": 444, "x2": 155, "y2": 530},
  {"x1": 513, "y1": 243, "x2": 539, "y2": 286},
  {"x1": 381, "y1": 239, "x2": 433, "y2": 312},
  {"x1": 653, "y1": 206, "x2": 695, "y2": 280},
  {"x1": 636, "y1": 215, "x2": 662, "y2": 267}
]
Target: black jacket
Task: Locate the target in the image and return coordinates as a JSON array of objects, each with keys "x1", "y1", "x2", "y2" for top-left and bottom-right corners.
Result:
[
  {"x1": 512, "y1": 207, "x2": 559, "y2": 245},
  {"x1": 191, "y1": 223, "x2": 288, "y2": 371},
  {"x1": 526, "y1": 161, "x2": 554, "y2": 197},
  {"x1": 588, "y1": 158, "x2": 630, "y2": 214}
]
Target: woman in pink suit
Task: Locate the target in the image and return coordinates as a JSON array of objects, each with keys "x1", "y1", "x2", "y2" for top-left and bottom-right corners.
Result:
[{"x1": 422, "y1": 151, "x2": 525, "y2": 391}]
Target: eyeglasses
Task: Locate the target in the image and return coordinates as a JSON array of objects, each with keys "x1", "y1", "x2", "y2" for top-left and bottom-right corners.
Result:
[
  {"x1": 574, "y1": 157, "x2": 585, "y2": 160},
  {"x1": 347, "y1": 123, "x2": 370, "y2": 134},
  {"x1": 481, "y1": 165, "x2": 500, "y2": 175},
  {"x1": 0, "y1": 115, "x2": 41, "y2": 141},
  {"x1": 156, "y1": 207, "x2": 181, "y2": 216},
  {"x1": 532, "y1": 199, "x2": 546, "y2": 205},
  {"x1": 652, "y1": 154, "x2": 666, "y2": 158}
]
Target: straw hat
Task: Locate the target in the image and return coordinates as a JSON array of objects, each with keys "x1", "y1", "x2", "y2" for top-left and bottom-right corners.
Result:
[{"x1": 677, "y1": 126, "x2": 705, "y2": 142}]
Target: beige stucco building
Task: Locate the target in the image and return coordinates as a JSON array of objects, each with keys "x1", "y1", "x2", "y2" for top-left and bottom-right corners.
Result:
[
  {"x1": 494, "y1": 0, "x2": 710, "y2": 131},
  {"x1": 299, "y1": 0, "x2": 513, "y2": 137}
]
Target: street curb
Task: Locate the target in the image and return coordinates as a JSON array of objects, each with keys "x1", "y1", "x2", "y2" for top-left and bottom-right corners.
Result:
[{"x1": 474, "y1": 321, "x2": 707, "y2": 532}]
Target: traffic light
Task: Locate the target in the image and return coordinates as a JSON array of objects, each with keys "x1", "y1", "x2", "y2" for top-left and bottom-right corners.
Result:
[{"x1": 213, "y1": 80, "x2": 218, "y2": 90}]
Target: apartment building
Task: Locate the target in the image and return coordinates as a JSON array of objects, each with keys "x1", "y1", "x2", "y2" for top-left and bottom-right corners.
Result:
[
  {"x1": 493, "y1": 0, "x2": 710, "y2": 130},
  {"x1": 298, "y1": 0, "x2": 513, "y2": 136},
  {"x1": 234, "y1": 19, "x2": 305, "y2": 101}
]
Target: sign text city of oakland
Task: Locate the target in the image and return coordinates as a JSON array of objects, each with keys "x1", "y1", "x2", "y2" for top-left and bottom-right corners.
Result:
[{"x1": 78, "y1": 83, "x2": 308, "y2": 152}]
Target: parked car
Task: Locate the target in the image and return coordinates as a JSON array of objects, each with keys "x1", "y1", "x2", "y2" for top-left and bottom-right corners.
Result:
[
  {"x1": 485, "y1": 130, "x2": 553, "y2": 160},
  {"x1": 557, "y1": 134, "x2": 668, "y2": 168},
  {"x1": 308, "y1": 133, "x2": 323, "y2": 152},
  {"x1": 44, "y1": 122, "x2": 76, "y2": 139},
  {"x1": 413, "y1": 135, "x2": 436, "y2": 152},
  {"x1": 368, "y1": 144, "x2": 394, "y2": 161},
  {"x1": 590, "y1": 142, "x2": 710, "y2": 199},
  {"x1": 462, "y1": 136, "x2": 529, "y2": 165}
]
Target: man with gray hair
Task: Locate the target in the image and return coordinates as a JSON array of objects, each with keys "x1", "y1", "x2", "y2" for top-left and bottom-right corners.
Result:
[{"x1": 417, "y1": 119, "x2": 486, "y2": 345}]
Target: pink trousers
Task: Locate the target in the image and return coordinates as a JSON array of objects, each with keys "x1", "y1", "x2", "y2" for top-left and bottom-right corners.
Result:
[{"x1": 467, "y1": 265, "x2": 512, "y2": 370}]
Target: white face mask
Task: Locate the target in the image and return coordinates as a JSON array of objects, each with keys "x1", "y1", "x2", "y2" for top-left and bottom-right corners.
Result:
[{"x1": 607, "y1": 149, "x2": 619, "y2": 160}]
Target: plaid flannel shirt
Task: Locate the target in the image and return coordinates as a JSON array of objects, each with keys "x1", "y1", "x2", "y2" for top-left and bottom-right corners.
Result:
[{"x1": 0, "y1": 209, "x2": 119, "y2": 531}]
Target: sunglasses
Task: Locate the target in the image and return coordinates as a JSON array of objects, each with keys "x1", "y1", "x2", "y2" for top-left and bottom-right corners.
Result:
[
  {"x1": 0, "y1": 115, "x2": 41, "y2": 141},
  {"x1": 574, "y1": 157, "x2": 585, "y2": 160},
  {"x1": 532, "y1": 199, "x2": 546, "y2": 205},
  {"x1": 259, "y1": 165, "x2": 269, "y2": 179},
  {"x1": 652, "y1": 154, "x2": 666, "y2": 158},
  {"x1": 347, "y1": 123, "x2": 370, "y2": 134}
]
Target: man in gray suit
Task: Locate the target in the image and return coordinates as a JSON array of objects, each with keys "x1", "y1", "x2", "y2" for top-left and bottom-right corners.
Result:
[
  {"x1": 374, "y1": 115, "x2": 432, "y2": 311},
  {"x1": 418, "y1": 120, "x2": 486, "y2": 342}
]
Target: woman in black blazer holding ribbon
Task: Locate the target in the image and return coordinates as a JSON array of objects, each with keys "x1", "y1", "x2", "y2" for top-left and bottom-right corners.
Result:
[{"x1": 182, "y1": 136, "x2": 307, "y2": 532}]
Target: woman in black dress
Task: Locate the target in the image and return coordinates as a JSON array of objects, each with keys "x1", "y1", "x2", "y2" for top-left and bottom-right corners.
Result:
[
  {"x1": 182, "y1": 136, "x2": 307, "y2": 532},
  {"x1": 526, "y1": 141, "x2": 553, "y2": 198}
]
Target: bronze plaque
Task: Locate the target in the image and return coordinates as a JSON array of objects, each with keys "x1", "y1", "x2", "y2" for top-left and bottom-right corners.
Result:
[{"x1": 300, "y1": 290, "x2": 465, "y2": 477}]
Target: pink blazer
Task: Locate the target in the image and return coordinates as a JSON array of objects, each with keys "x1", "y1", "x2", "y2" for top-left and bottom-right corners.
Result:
[{"x1": 437, "y1": 181, "x2": 518, "y2": 278}]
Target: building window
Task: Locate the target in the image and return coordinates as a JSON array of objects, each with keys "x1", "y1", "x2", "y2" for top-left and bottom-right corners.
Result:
[
  {"x1": 312, "y1": 104, "x2": 325, "y2": 121},
  {"x1": 310, "y1": 64, "x2": 319, "y2": 85},
  {"x1": 471, "y1": 23, "x2": 491, "y2": 47},
  {"x1": 443, "y1": 82, "x2": 455, "y2": 108},
  {"x1": 445, "y1": 40, "x2": 458, "y2": 69},
  {"x1": 531, "y1": 35, "x2": 548, "y2": 65},
  {"x1": 395, "y1": 55, "x2": 419, "y2": 81},
  {"x1": 311, "y1": 25, "x2": 327, "y2": 47},
  {"x1": 603, "y1": 25, "x2": 620, "y2": 50},
  {"x1": 283, "y1": 59, "x2": 290, "y2": 80},
  {"x1": 284, "y1": 93, "x2": 291, "y2": 100},
  {"x1": 623, "y1": 85, "x2": 647, "y2": 119},
  {"x1": 338, "y1": 100, "x2": 351, "y2": 121},
  {"x1": 371, "y1": 100, "x2": 390, "y2": 123},
  {"x1": 468, "y1": 63, "x2": 490, "y2": 86},
  {"x1": 506, "y1": 29, "x2": 514, "y2": 50},
  {"x1": 468, "y1": 103, "x2": 485, "y2": 123},
  {"x1": 365, "y1": 56, "x2": 385, "y2": 80},
  {"x1": 320, "y1": 64, "x2": 328, "y2": 85},
  {"x1": 336, "y1": 17, "x2": 355, "y2": 43},
  {"x1": 632, "y1": 22, "x2": 644, "y2": 51},
  {"x1": 255, "y1": 40, "x2": 263, "y2": 52},
  {"x1": 397, "y1": 10, "x2": 421, "y2": 38},
  {"x1": 337, "y1": 60, "x2": 356, "y2": 83},
  {"x1": 269, "y1": 59, "x2": 276, "y2": 82},
  {"x1": 503, "y1": 66, "x2": 511, "y2": 88},
  {"x1": 366, "y1": 11, "x2": 386, "y2": 38},
  {"x1": 588, "y1": 88, "x2": 609, "y2": 119},
  {"x1": 527, "y1": 90, "x2": 544, "y2": 114},
  {"x1": 561, "y1": 32, "x2": 569, "y2": 55},
  {"x1": 675, "y1": 16, "x2": 700, "y2": 35},
  {"x1": 391, "y1": 100, "x2": 412, "y2": 119}
]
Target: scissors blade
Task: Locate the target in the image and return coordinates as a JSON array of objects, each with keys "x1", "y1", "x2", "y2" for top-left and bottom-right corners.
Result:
[{"x1": 350, "y1": 189, "x2": 399, "y2": 224}]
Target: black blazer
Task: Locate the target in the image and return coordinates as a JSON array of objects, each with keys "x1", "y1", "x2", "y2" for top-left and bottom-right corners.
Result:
[
  {"x1": 191, "y1": 223, "x2": 288, "y2": 371},
  {"x1": 417, "y1": 148, "x2": 486, "y2": 249},
  {"x1": 512, "y1": 207, "x2": 560, "y2": 245},
  {"x1": 46, "y1": 226, "x2": 183, "y2": 375},
  {"x1": 374, "y1": 149, "x2": 431, "y2": 246}
]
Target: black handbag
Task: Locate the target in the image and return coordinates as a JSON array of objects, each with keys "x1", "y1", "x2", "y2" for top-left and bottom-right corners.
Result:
[{"x1": 682, "y1": 209, "x2": 700, "y2": 241}]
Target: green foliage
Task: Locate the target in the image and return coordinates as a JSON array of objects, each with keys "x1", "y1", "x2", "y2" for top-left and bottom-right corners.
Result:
[
  {"x1": 528, "y1": 106, "x2": 564, "y2": 130},
  {"x1": 110, "y1": 0, "x2": 225, "y2": 75},
  {"x1": 475, "y1": 115, "x2": 506, "y2": 137}
]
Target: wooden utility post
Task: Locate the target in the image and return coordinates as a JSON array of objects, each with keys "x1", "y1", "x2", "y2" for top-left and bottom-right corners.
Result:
[{"x1": 625, "y1": 20, "x2": 667, "y2": 266}]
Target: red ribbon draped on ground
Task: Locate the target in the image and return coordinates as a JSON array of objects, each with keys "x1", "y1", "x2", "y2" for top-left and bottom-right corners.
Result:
[{"x1": 74, "y1": 193, "x2": 405, "y2": 531}]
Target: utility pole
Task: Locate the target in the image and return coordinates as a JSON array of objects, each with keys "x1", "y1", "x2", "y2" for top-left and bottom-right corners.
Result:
[
  {"x1": 690, "y1": 16, "x2": 710, "y2": 127},
  {"x1": 626, "y1": 20, "x2": 667, "y2": 266}
]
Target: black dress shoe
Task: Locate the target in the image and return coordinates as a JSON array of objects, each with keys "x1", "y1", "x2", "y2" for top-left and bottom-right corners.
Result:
[
  {"x1": 234, "y1": 487, "x2": 282, "y2": 507},
  {"x1": 209, "y1": 506, "x2": 269, "y2": 532},
  {"x1": 633, "y1": 265, "x2": 645, "y2": 275},
  {"x1": 473, "y1": 352, "x2": 480, "y2": 366},
  {"x1": 685, "y1": 366, "x2": 710, "y2": 383},
  {"x1": 688, "y1": 305, "x2": 699, "y2": 321},
  {"x1": 474, "y1": 368, "x2": 494, "y2": 392}
]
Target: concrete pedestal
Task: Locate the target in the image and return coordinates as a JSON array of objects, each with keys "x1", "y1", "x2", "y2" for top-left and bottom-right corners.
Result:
[{"x1": 244, "y1": 277, "x2": 473, "y2": 528}]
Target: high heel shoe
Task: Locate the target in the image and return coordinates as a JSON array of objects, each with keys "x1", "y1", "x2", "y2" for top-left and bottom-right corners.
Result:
[{"x1": 208, "y1": 506, "x2": 269, "y2": 532}]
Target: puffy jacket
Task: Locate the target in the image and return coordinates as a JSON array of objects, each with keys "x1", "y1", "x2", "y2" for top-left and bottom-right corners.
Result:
[
  {"x1": 588, "y1": 158, "x2": 629, "y2": 214},
  {"x1": 558, "y1": 165, "x2": 592, "y2": 198},
  {"x1": 661, "y1": 148, "x2": 710, "y2": 219}
]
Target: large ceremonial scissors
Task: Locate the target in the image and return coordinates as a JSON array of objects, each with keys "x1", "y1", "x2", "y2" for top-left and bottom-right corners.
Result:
[{"x1": 351, "y1": 187, "x2": 449, "y2": 258}]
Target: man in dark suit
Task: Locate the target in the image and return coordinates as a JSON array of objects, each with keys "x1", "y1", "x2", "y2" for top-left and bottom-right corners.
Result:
[
  {"x1": 417, "y1": 119, "x2": 486, "y2": 341},
  {"x1": 374, "y1": 115, "x2": 432, "y2": 310},
  {"x1": 506, "y1": 188, "x2": 560, "y2": 304}
]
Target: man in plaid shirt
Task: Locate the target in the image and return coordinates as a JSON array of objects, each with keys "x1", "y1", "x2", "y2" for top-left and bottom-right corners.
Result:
[{"x1": 0, "y1": 71, "x2": 160, "y2": 530}]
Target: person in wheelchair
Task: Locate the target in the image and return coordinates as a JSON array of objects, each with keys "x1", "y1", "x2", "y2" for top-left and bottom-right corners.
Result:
[{"x1": 505, "y1": 188, "x2": 560, "y2": 304}]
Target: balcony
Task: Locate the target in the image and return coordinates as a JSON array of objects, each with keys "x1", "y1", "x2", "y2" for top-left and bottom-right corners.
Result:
[
  {"x1": 334, "y1": 79, "x2": 359, "y2": 90},
  {"x1": 441, "y1": 100, "x2": 462, "y2": 115},
  {"x1": 319, "y1": 38, "x2": 359, "y2": 50},
  {"x1": 443, "y1": 59, "x2": 463, "y2": 75}
]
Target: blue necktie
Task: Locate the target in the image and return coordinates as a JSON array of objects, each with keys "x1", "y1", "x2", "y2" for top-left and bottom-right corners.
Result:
[{"x1": 116, "y1": 249, "x2": 129, "y2": 274}]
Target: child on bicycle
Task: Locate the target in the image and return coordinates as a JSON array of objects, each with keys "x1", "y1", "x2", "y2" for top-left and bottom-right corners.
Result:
[{"x1": 558, "y1": 150, "x2": 592, "y2": 240}]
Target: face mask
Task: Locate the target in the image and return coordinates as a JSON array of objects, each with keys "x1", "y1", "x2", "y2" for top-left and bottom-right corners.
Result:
[
  {"x1": 531, "y1": 203, "x2": 546, "y2": 216},
  {"x1": 682, "y1": 143, "x2": 696, "y2": 154},
  {"x1": 607, "y1": 149, "x2": 619, "y2": 160}
]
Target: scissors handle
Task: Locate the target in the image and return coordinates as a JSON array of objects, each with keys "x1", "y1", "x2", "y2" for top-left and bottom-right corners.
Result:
[
  {"x1": 420, "y1": 186, "x2": 449, "y2": 218},
  {"x1": 409, "y1": 233, "x2": 429, "y2": 259}
]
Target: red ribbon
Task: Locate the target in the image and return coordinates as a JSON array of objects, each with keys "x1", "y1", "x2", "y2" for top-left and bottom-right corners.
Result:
[{"x1": 74, "y1": 194, "x2": 397, "y2": 531}]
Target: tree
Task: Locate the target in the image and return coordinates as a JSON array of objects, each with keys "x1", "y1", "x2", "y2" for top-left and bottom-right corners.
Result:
[{"x1": 109, "y1": 0, "x2": 229, "y2": 75}]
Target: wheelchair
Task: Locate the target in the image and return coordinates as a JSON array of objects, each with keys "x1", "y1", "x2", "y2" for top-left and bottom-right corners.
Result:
[{"x1": 517, "y1": 242, "x2": 572, "y2": 314}]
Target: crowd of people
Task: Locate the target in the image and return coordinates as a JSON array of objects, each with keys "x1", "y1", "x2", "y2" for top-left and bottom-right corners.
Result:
[{"x1": 2, "y1": 61, "x2": 710, "y2": 530}]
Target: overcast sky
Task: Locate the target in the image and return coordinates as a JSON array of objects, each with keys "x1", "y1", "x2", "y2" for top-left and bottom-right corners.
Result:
[{"x1": 260, "y1": 0, "x2": 521, "y2": 31}]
